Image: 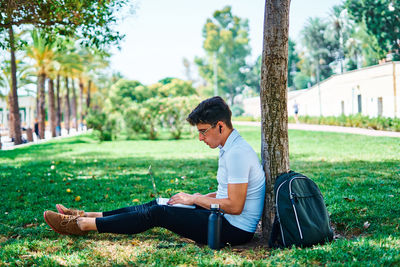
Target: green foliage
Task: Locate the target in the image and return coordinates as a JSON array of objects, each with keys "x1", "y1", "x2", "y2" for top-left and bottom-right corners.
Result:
[
  {"x1": 195, "y1": 6, "x2": 251, "y2": 104},
  {"x1": 346, "y1": 0, "x2": 400, "y2": 60},
  {"x1": 124, "y1": 96, "x2": 200, "y2": 140},
  {"x1": 288, "y1": 38, "x2": 300, "y2": 90},
  {"x1": 86, "y1": 109, "x2": 117, "y2": 141},
  {"x1": 288, "y1": 114, "x2": 400, "y2": 132},
  {"x1": 0, "y1": 127, "x2": 399, "y2": 265},
  {"x1": 231, "y1": 104, "x2": 245, "y2": 117},
  {"x1": 293, "y1": 72, "x2": 312, "y2": 90},
  {"x1": 0, "y1": 1, "x2": 129, "y2": 50},
  {"x1": 157, "y1": 79, "x2": 196, "y2": 98},
  {"x1": 0, "y1": 60, "x2": 35, "y2": 97},
  {"x1": 109, "y1": 79, "x2": 152, "y2": 107},
  {"x1": 244, "y1": 55, "x2": 261, "y2": 93},
  {"x1": 158, "y1": 96, "x2": 200, "y2": 139},
  {"x1": 301, "y1": 17, "x2": 336, "y2": 84},
  {"x1": 108, "y1": 78, "x2": 199, "y2": 140}
]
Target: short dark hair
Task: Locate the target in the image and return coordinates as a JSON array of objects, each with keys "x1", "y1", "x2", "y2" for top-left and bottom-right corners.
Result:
[{"x1": 187, "y1": 96, "x2": 233, "y2": 129}]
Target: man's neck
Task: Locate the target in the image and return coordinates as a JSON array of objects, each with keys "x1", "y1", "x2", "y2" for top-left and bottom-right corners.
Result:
[{"x1": 220, "y1": 128, "x2": 234, "y2": 147}]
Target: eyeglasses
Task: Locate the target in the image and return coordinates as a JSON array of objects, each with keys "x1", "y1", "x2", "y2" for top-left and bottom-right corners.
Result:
[{"x1": 198, "y1": 124, "x2": 216, "y2": 136}]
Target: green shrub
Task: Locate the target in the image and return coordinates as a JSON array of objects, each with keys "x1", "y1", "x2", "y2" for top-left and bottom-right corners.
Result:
[
  {"x1": 123, "y1": 96, "x2": 200, "y2": 140},
  {"x1": 158, "y1": 96, "x2": 200, "y2": 139},
  {"x1": 123, "y1": 103, "x2": 147, "y2": 139},
  {"x1": 290, "y1": 114, "x2": 400, "y2": 132},
  {"x1": 86, "y1": 109, "x2": 117, "y2": 141},
  {"x1": 231, "y1": 104, "x2": 245, "y2": 117}
]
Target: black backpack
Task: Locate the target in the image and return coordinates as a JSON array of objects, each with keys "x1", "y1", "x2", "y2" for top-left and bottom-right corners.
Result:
[{"x1": 268, "y1": 171, "x2": 333, "y2": 248}]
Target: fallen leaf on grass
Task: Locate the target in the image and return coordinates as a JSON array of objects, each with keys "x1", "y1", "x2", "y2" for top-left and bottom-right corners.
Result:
[
  {"x1": 75, "y1": 196, "x2": 81, "y2": 202},
  {"x1": 66, "y1": 188, "x2": 72, "y2": 193},
  {"x1": 131, "y1": 240, "x2": 141, "y2": 246},
  {"x1": 23, "y1": 223, "x2": 38, "y2": 228},
  {"x1": 132, "y1": 199, "x2": 139, "y2": 202},
  {"x1": 388, "y1": 195, "x2": 394, "y2": 198},
  {"x1": 344, "y1": 197, "x2": 355, "y2": 202},
  {"x1": 363, "y1": 221, "x2": 370, "y2": 229}
]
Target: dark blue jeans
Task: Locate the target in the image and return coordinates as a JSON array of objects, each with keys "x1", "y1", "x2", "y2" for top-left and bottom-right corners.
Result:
[{"x1": 95, "y1": 200, "x2": 254, "y2": 246}]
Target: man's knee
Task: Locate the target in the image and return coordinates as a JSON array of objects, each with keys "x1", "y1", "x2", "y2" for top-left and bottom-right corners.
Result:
[{"x1": 147, "y1": 205, "x2": 166, "y2": 224}]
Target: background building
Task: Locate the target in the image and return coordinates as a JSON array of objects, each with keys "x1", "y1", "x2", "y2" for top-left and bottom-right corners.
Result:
[
  {"x1": 0, "y1": 95, "x2": 36, "y2": 130},
  {"x1": 243, "y1": 62, "x2": 400, "y2": 118}
]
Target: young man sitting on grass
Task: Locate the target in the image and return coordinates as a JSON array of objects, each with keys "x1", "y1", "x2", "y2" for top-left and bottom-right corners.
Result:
[{"x1": 44, "y1": 96, "x2": 266, "y2": 247}]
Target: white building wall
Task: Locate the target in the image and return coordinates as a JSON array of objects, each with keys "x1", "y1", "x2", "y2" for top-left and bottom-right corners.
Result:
[
  {"x1": 0, "y1": 96, "x2": 36, "y2": 128},
  {"x1": 243, "y1": 62, "x2": 400, "y2": 118}
]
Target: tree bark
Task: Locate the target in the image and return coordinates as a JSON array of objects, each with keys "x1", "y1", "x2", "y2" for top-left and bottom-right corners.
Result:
[
  {"x1": 64, "y1": 77, "x2": 70, "y2": 133},
  {"x1": 48, "y1": 78, "x2": 56, "y2": 137},
  {"x1": 7, "y1": 91, "x2": 14, "y2": 139},
  {"x1": 71, "y1": 78, "x2": 78, "y2": 130},
  {"x1": 38, "y1": 73, "x2": 46, "y2": 139},
  {"x1": 79, "y1": 78, "x2": 84, "y2": 129},
  {"x1": 56, "y1": 74, "x2": 61, "y2": 136},
  {"x1": 8, "y1": 25, "x2": 22, "y2": 145},
  {"x1": 260, "y1": 0, "x2": 291, "y2": 240},
  {"x1": 86, "y1": 79, "x2": 91, "y2": 112}
]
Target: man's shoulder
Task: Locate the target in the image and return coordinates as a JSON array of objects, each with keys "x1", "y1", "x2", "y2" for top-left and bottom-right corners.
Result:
[{"x1": 227, "y1": 138, "x2": 256, "y2": 158}]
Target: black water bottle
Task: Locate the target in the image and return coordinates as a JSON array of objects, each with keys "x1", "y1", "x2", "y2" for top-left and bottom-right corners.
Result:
[{"x1": 207, "y1": 204, "x2": 221, "y2": 250}]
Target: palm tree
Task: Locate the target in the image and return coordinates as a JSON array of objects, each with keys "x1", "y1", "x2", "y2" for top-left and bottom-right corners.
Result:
[
  {"x1": 0, "y1": 59, "x2": 34, "y2": 138},
  {"x1": 77, "y1": 47, "x2": 109, "y2": 122},
  {"x1": 25, "y1": 29, "x2": 56, "y2": 139},
  {"x1": 59, "y1": 52, "x2": 82, "y2": 133},
  {"x1": 326, "y1": 5, "x2": 354, "y2": 73},
  {"x1": 49, "y1": 37, "x2": 83, "y2": 134},
  {"x1": 301, "y1": 17, "x2": 336, "y2": 84}
]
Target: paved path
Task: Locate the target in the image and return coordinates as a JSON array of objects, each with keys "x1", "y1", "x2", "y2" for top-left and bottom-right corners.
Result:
[
  {"x1": 234, "y1": 121, "x2": 400, "y2": 138},
  {"x1": 0, "y1": 129, "x2": 89, "y2": 151}
]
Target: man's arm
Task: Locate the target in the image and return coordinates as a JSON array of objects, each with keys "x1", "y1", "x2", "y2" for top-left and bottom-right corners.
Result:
[
  {"x1": 168, "y1": 183, "x2": 247, "y2": 215},
  {"x1": 194, "y1": 192, "x2": 217, "y2": 198}
]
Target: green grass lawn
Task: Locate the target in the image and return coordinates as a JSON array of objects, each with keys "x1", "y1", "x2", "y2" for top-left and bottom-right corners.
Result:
[{"x1": 1, "y1": 126, "x2": 399, "y2": 266}]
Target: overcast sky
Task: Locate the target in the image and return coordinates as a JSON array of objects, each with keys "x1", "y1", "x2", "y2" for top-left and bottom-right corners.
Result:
[{"x1": 110, "y1": 0, "x2": 344, "y2": 85}]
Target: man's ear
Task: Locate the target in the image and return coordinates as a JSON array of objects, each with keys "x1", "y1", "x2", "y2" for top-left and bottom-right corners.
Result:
[{"x1": 219, "y1": 125, "x2": 222, "y2": 134}]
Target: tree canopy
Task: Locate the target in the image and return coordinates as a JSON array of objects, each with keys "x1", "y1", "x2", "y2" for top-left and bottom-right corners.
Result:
[
  {"x1": 195, "y1": 6, "x2": 251, "y2": 104},
  {"x1": 346, "y1": 0, "x2": 400, "y2": 60}
]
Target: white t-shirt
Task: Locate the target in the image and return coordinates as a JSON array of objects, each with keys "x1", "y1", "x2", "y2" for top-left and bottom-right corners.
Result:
[{"x1": 216, "y1": 129, "x2": 266, "y2": 233}]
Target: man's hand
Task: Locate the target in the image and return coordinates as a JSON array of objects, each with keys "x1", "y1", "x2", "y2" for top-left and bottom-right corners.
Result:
[{"x1": 167, "y1": 192, "x2": 197, "y2": 205}]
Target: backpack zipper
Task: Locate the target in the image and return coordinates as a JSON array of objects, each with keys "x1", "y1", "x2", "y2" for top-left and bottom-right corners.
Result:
[
  {"x1": 275, "y1": 179, "x2": 288, "y2": 247},
  {"x1": 289, "y1": 177, "x2": 307, "y2": 240}
]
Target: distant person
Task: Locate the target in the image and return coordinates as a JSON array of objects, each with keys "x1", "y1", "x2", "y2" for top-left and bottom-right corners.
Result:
[
  {"x1": 293, "y1": 101, "x2": 299, "y2": 123},
  {"x1": 43, "y1": 96, "x2": 266, "y2": 247},
  {"x1": 34, "y1": 119, "x2": 40, "y2": 139}
]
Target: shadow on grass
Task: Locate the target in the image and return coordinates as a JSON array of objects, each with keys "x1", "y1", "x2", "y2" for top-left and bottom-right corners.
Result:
[{"x1": 1, "y1": 141, "x2": 400, "y2": 265}]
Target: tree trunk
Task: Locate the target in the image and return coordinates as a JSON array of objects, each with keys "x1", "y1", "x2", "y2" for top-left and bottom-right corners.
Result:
[
  {"x1": 64, "y1": 77, "x2": 70, "y2": 134},
  {"x1": 7, "y1": 91, "x2": 14, "y2": 139},
  {"x1": 56, "y1": 74, "x2": 61, "y2": 136},
  {"x1": 79, "y1": 78, "x2": 84, "y2": 130},
  {"x1": 38, "y1": 73, "x2": 46, "y2": 139},
  {"x1": 260, "y1": 0, "x2": 291, "y2": 240},
  {"x1": 48, "y1": 78, "x2": 56, "y2": 137},
  {"x1": 86, "y1": 79, "x2": 91, "y2": 112},
  {"x1": 71, "y1": 78, "x2": 78, "y2": 130},
  {"x1": 8, "y1": 25, "x2": 22, "y2": 145}
]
